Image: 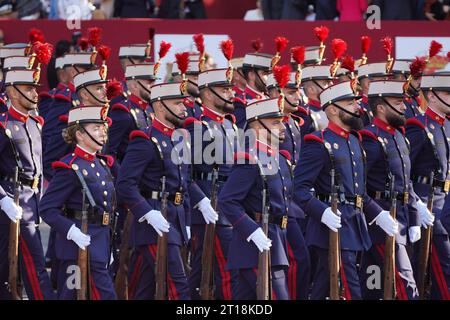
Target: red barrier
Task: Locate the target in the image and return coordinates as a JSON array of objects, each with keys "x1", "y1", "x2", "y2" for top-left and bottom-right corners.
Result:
[{"x1": 0, "y1": 19, "x2": 449, "y2": 91}]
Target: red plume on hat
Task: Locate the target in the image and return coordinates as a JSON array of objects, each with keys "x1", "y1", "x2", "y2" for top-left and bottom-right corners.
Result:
[
  {"x1": 221, "y1": 39, "x2": 234, "y2": 83},
  {"x1": 271, "y1": 36, "x2": 289, "y2": 68},
  {"x1": 28, "y1": 28, "x2": 45, "y2": 45},
  {"x1": 31, "y1": 42, "x2": 53, "y2": 83},
  {"x1": 193, "y1": 33, "x2": 206, "y2": 71},
  {"x1": 78, "y1": 37, "x2": 89, "y2": 52},
  {"x1": 360, "y1": 35, "x2": 371, "y2": 65},
  {"x1": 341, "y1": 55, "x2": 356, "y2": 79},
  {"x1": 291, "y1": 46, "x2": 305, "y2": 86},
  {"x1": 251, "y1": 38, "x2": 263, "y2": 53},
  {"x1": 273, "y1": 64, "x2": 291, "y2": 112},
  {"x1": 106, "y1": 78, "x2": 123, "y2": 100},
  {"x1": 176, "y1": 52, "x2": 190, "y2": 95},
  {"x1": 329, "y1": 38, "x2": 347, "y2": 77},
  {"x1": 97, "y1": 45, "x2": 110, "y2": 81},
  {"x1": 427, "y1": 40, "x2": 443, "y2": 63},
  {"x1": 88, "y1": 27, "x2": 102, "y2": 48},
  {"x1": 314, "y1": 26, "x2": 329, "y2": 64},
  {"x1": 404, "y1": 56, "x2": 427, "y2": 94},
  {"x1": 153, "y1": 41, "x2": 172, "y2": 76},
  {"x1": 381, "y1": 36, "x2": 394, "y2": 73}
]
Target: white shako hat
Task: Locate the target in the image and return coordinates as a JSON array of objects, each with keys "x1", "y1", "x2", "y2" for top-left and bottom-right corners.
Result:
[
  {"x1": 73, "y1": 67, "x2": 108, "y2": 91},
  {"x1": 357, "y1": 62, "x2": 392, "y2": 79},
  {"x1": 150, "y1": 82, "x2": 189, "y2": 103},
  {"x1": 320, "y1": 80, "x2": 361, "y2": 109},
  {"x1": 242, "y1": 52, "x2": 272, "y2": 71},
  {"x1": 172, "y1": 59, "x2": 200, "y2": 76},
  {"x1": 3, "y1": 56, "x2": 34, "y2": 70},
  {"x1": 62, "y1": 52, "x2": 95, "y2": 69},
  {"x1": 0, "y1": 43, "x2": 28, "y2": 59},
  {"x1": 290, "y1": 46, "x2": 324, "y2": 66},
  {"x1": 266, "y1": 72, "x2": 298, "y2": 90},
  {"x1": 118, "y1": 44, "x2": 151, "y2": 59},
  {"x1": 421, "y1": 74, "x2": 450, "y2": 92},
  {"x1": 246, "y1": 97, "x2": 284, "y2": 122},
  {"x1": 125, "y1": 63, "x2": 157, "y2": 81},
  {"x1": 301, "y1": 65, "x2": 334, "y2": 82},
  {"x1": 392, "y1": 59, "x2": 411, "y2": 76},
  {"x1": 198, "y1": 68, "x2": 234, "y2": 89},
  {"x1": 368, "y1": 80, "x2": 406, "y2": 98},
  {"x1": 4, "y1": 68, "x2": 42, "y2": 86},
  {"x1": 68, "y1": 105, "x2": 109, "y2": 125}
]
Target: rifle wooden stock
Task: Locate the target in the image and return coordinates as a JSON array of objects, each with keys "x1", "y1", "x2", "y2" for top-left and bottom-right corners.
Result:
[
  {"x1": 199, "y1": 168, "x2": 218, "y2": 300},
  {"x1": 114, "y1": 210, "x2": 133, "y2": 300},
  {"x1": 256, "y1": 184, "x2": 271, "y2": 300},
  {"x1": 8, "y1": 167, "x2": 20, "y2": 300},
  {"x1": 155, "y1": 178, "x2": 168, "y2": 300},
  {"x1": 329, "y1": 169, "x2": 340, "y2": 300},
  {"x1": 383, "y1": 192, "x2": 397, "y2": 300},
  {"x1": 77, "y1": 199, "x2": 89, "y2": 300},
  {"x1": 417, "y1": 188, "x2": 435, "y2": 299}
]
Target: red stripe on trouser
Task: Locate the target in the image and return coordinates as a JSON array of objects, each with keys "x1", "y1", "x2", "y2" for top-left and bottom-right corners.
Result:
[
  {"x1": 287, "y1": 243, "x2": 297, "y2": 299},
  {"x1": 90, "y1": 275, "x2": 101, "y2": 300},
  {"x1": 431, "y1": 243, "x2": 450, "y2": 300},
  {"x1": 127, "y1": 252, "x2": 143, "y2": 300},
  {"x1": 19, "y1": 236, "x2": 44, "y2": 300},
  {"x1": 375, "y1": 244, "x2": 407, "y2": 300},
  {"x1": 339, "y1": 256, "x2": 352, "y2": 300},
  {"x1": 252, "y1": 268, "x2": 277, "y2": 299},
  {"x1": 148, "y1": 244, "x2": 178, "y2": 300},
  {"x1": 214, "y1": 234, "x2": 232, "y2": 300}
]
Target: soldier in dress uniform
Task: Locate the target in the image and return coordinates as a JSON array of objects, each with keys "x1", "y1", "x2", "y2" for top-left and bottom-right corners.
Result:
[
  {"x1": 184, "y1": 58, "x2": 240, "y2": 300},
  {"x1": 171, "y1": 53, "x2": 203, "y2": 120},
  {"x1": 218, "y1": 97, "x2": 290, "y2": 300},
  {"x1": 39, "y1": 105, "x2": 117, "y2": 300},
  {"x1": 359, "y1": 80, "x2": 425, "y2": 300},
  {"x1": 116, "y1": 81, "x2": 203, "y2": 300},
  {"x1": 293, "y1": 81, "x2": 396, "y2": 299},
  {"x1": 266, "y1": 68, "x2": 311, "y2": 299},
  {"x1": 406, "y1": 74, "x2": 450, "y2": 299},
  {"x1": 0, "y1": 59, "x2": 54, "y2": 300},
  {"x1": 230, "y1": 57, "x2": 246, "y2": 98},
  {"x1": 232, "y1": 52, "x2": 272, "y2": 129}
]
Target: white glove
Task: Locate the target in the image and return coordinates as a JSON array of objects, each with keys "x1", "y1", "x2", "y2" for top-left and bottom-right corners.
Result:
[
  {"x1": 186, "y1": 226, "x2": 191, "y2": 240},
  {"x1": 321, "y1": 207, "x2": 342, "y2": 232},
  {"x1": 0, "y1": 196, "x2": 23, "y2": 222},
  {"x1": 67, "y1": 224, "x2": 91, "y2": 250},
  {"x1": 375, "y1": 210, "x2": 399, "y2": 236},
  {"x1": 416, "y1": 200, "x2": 435, "y2": 228},
  {"x1": 247, "y1": 228, "x2": 272, "y2": 252},
  {"x1": 197, "y1": 197, "x2": 219, "y2": 224},
  {"x1": 409, "y1": 226, "x2": 421, "y2": 243},
  {"x1": 140, "y1": 210, "x2": 170, "y2": 237}
]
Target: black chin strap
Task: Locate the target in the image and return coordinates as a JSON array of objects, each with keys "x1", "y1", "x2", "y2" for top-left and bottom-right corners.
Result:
[
  {"x1": 431, "y1": 90, "x2": 450, "y2": 108},
  {"x1": 161, "y1": 99, "x2": 186, "y2": 121},
  {"x1": 12, "y1": 85, "x2": 38, "y2": 105},
  {"x1": 284, "y1": 96, "x2": 299, "y2": 109},
  {"x1": 84, "y1": 86, "x2": 108, "y2": 105},
  {"x1": 81, "y1": 124, "x2": 104, "y2": 147},
  {"x1": 257, "y1": 119, "x2": 281, "y2": 144},
  {"x1": 331, "y1": 101, "x2": 361, "y2": 118},
  {"x1": 209, "y1": 87, "x2": 234, "y2": 105},
  {"x1": 254, "y1": 70, "x2": 268, "y2": 95},
  {"x1": 312, "y1": 80, "x2": 325, "y2": 91},
  {"x1": 382, "y1": 97, "x2": 405, "y2": 116},
  {"x1": 409, "y1": 82, "x2": 420, "y2": 96},
  {"x1": 136, "y1": 80, "x2": 152, "y2": 96}
]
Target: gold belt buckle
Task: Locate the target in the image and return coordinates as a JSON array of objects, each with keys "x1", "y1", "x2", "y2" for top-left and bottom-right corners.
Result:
[
  {"x1": 281, "y1": 216, "x2": 288, "y2": 229},
  {"x1": 102, "y1": 212, "x2": 110, "y2": 226},
  {"x1": 32, "y1": 176, "x2": 39, "y2": 189},
  {"x1": 355, "y1": 195, "x2": 363, "y2": 209},
  {"x1": 403, "y1": 192, "x2": 409, "y2": 204},
  {"x1": 444, "y1": 180, "x2": 450, "y2": 193},
  {"x1": 174, "y1": 192, "x2": 183, "y2": 205}
]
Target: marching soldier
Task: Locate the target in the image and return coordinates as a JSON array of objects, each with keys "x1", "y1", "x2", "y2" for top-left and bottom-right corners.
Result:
[
  {"x1": 39, "y1": 105, "x2": 117, "y2": 300},
  {"x1": 266, "y1": 67, "x2": 311, "y2": 299},
  {"x1": 406, "y1": 73, "x2": 450, "y2": 299},
  {"x1": 218, "y1": 97, "x2": 290, "y2": 300},
  {"x1": 0, "y1": 53, "x2": 54, "y2": 300},
  {"x1": 38, "y1": 56, "x2": 67, "y2": 120},
  {"x1": 359, "y1": 80, "x2": 422, "y2": 300},
  {"x1": 116, "y1": 81, "x2": 202, "y2": 300},
  {"x1": 184, "y1": 53, "x2": 239, "y2": 300},
  {"x1": 293, "y1": 81, "x2": 395, "y2": 299}
]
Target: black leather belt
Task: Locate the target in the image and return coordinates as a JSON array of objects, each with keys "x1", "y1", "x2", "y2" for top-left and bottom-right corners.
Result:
[
  {"x1": 252, "y1": 212, "x2": 288, "y2": 229},
  {"x1": 368, "y1": 190, "x2": 409, "y2": 205},
  {"x1": 316, "y1": 194, "x2": 363, "y2": 209},
  {"x1": 1, "y1": 174, "x2": 40, "y2": 189},
  {"x1": 140, "y1": 189, "x2": 184, "y2": 205},
  {"x1": 64, "y1": 208, "x2": 111, "y2": 226},
  {"x1": 192, "y1": 171, "x2": 228, "y2": 183},
  {"x1": 412, "y1": 175, "x2": 450, "y2": 193}
]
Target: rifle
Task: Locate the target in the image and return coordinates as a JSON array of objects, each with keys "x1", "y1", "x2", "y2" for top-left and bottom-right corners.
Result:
[
  {"x1": 329, "y1": 167, "x2": 341, "y2": 300},
  {"x1": 199, "y1": 167, "x2": 218, "y2": 300},
  {"x1": 256, "y1": 178, "x2": 271, "y2": 300},
  {"x1": 383, "y1": 174, "x2": 397, "y2": 300},
  {"x1": 76, "y1": 188, "x2": 89, "y2": 300},
  {"x1": 155, "y1": 176, "x2": 169, "y2": 300},
  {"x1": 8, "y1": 166, "x2": 21, "y2": 300},
  {"x1": 114, "y1": 209, "x2": 133, "y2": 300},
  {"x1": 417, "y1": 172, "x2": 436, "y2": 299}
]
